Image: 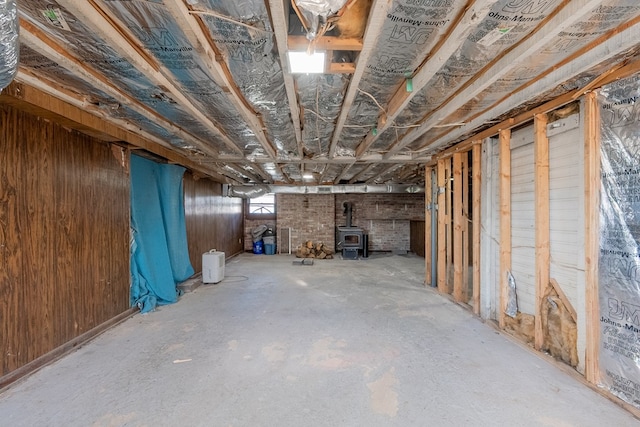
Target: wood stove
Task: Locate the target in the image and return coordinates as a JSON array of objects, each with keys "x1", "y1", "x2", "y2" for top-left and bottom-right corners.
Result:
[{"x1": 336, "y1": 202, "x2": 364, "y2": 259}]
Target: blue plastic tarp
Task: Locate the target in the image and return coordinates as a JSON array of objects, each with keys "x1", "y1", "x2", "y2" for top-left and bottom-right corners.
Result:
[{"x1": 130, "y1": 154, "x2": 194, "y2": 313}]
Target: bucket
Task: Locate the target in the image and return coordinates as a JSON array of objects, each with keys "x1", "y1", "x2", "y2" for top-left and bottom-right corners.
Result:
[
  {"x1": 264, "y1": 243, "x2": 275, "y2": 255},
  {"x1": 253, "y1": 240, "x2": 263, "y2": 254}
]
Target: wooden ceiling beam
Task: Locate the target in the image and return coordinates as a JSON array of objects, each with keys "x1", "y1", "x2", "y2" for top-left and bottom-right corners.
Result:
[
  {"x1": 333, "y1": 162, "x2": 356, "y2": 184},
  {"x1": 348, "y1": 163, "x2": 377, "y2": 184},
  {"x1": 421, "y1": 18, "x2": 640, "y2": 159},
  {"x1": 268, "y1": 0, "x2": 304, "y2": 159},
  {"x1": 387, "y1": 0, "x2": 605, "y2": 158},
  {"x1": 365, "y1": 163, "x2": 401, "y2": 184},
  {"x1": 163, "y1": 0, "x2": 278, "y2": 160},
  {"x1": 19, "y1": 21, "x2": 220, "y2": 158},
  {"x1": 288, "y1": 35, "x2": 363, "y2": 51},
  {"x1": 328, "y1": 0, "x2": 391, "y2": 158},
  {"x1": 354, "y1": 0, "x2": 499, "y2": 158},
  {"x1": 56, "y1": 0, "x2": 245, "y2": 158}
]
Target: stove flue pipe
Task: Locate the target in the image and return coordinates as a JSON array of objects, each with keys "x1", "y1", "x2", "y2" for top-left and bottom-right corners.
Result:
[{"x1": 343, "y1": 202, "x2": 353, "y2": 228}]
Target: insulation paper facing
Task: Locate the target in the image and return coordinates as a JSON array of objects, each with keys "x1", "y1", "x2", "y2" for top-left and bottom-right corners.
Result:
[
  {"x1": 0, "y1": 0, "x2": 19, "y2": 90},
  {"x1": 598, "y1": 74, "x2": 640, "y2": 409}
]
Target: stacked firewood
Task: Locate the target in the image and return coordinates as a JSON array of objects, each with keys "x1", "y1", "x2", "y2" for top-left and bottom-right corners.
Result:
[{"x1": 295, "y1": 241, "x2": 334, "y2": 259}]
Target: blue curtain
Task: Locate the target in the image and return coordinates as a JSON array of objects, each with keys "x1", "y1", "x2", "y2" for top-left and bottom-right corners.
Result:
[{"x1": 130, "y1": 154, "x2": 194, "y2": 313}]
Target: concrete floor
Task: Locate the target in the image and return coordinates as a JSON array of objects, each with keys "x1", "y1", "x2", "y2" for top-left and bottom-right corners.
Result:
[{"x1": 1, "y1": 253, "x2": 637, "y2": 426}]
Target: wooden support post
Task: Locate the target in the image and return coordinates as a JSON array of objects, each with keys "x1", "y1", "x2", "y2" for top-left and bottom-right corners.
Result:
[
  {"x1": 472, "y1": 143, "x2": 482, "y2": 316},
  {"x1": 445, "y1": 159, "x2": 453, "y2": 294},
  {"x1": 437, "y1": 159, "x2": 447, "y2": 293},
  {"x1": 584, "y1": 91, "x2": 601, "y2": 384},
  {"x1": 425, "y1": 166, "x2": 433, "y2": 287},
  {"x1": 534, "y1": 113, "x2": 550, "y2": 351},
  {"x1": 462, "y1": 151, "x2": 470, "y2": 303},
  {"x1": 499, "y1": 129, "x2": 512, "y2": 329},
  {"x1": 453, "y1": 152, "x2": 464, "y2": 302}
]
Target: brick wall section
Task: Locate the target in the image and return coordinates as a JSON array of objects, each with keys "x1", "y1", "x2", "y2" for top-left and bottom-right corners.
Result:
[
  {"x1": 276, "y1": 194, "x2": 335, "y2": 251},
  {"x1": 335, "y1": 193, "x2": 425, "y2": 252},
  {"x1": 245, "y1": 193, "x2": 424, "y2": 253}
]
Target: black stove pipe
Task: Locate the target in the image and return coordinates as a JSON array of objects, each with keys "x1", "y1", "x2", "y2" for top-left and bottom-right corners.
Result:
[{"x1": 343, "y1": 202, "x2": 353, "y2": 228}]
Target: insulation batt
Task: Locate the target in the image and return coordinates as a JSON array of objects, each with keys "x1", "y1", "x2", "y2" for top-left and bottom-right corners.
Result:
[{"x1": 0, "y1": 0, "x2": 19, "y2": 90}]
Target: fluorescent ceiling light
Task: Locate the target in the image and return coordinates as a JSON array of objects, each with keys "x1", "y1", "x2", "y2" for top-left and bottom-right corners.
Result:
[
  {"x1": 302, "y1": 172, "x2": 315, "y2": 180},
  {"x1": 288, "y1": 51, "x2": 325, "y2": 74}
]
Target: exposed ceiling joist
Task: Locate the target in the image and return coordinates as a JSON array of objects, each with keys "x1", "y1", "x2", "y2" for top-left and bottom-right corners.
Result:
[
  {"x1": 422, "y1": 20, "x2": 640, "y2": 156},
  {"x1": 163, "y1": 0, "x2": 278, "y2": 159},
  {"x1": 56, "y1": 0, "x2": 246, "y2": 158},
  {"x1": 287, "y1": 35, "x2": 363, "y2": 51},
  {"x1": 328, "y1": 0, "x2": 391, "y2": 158},
  {"x1": 268, "y1": 0, "x2": 304, "y2": 159},
  {"x1": 390, "y1": 0, "x2": 605, "y2": 157},
  {"x1": 365, "y1": 163, "x2": 401, "y2": 184},
  {"x1": 19, "y1": 20, "x2": 219, "y2": 158},
  {"x1": 348, "y1": 163, "x2": 377, "y2": 184},
  {"x1": 354, "y1": 0, "x2": 500, "y2": 158}
]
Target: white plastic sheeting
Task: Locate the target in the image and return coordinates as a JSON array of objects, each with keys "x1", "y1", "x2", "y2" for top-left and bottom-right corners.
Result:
[
  {"x1": 598, "y1": 74, "x2": 640, "y2": 409},
  {"x1": 0, "y1": 0, "x2": 19, "y2": 90}
]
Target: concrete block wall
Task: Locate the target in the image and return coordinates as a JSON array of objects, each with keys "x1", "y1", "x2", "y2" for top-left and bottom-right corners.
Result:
[
  {"x1": 276, "y1": 194, "x2": 335, "y2": 251},
  {"x1": 335, "y1": 193, "x2": 425, "y2": 252}
]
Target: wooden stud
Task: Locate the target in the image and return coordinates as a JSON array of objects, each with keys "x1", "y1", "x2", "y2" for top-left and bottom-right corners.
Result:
[
  {"x1": 472, "y1": 143, "x2": 482, "y2": 315},
  {"x1": 453, "y1": 152, "x2": 464, "y2": 302},
  {"x1": 462, "y1": 151, "x2": 470, "y2": 303},
  {"x1": 534, "y1": 113, "x2": 550, "y2": 351},
  {"x1": 437, "y1": 159, "x2": 447, "y2": 294},
  {"x1": 445, "y1": 158, "x2": 453, "y2": 294},
  {"x1": 499, "y1": 129, "x2": 512, "y2": 329},
  {"x1": 425, "y1": 166, "x2": 433, "y2": 287},
  {"x1": 584, "y1": 91, "x2": 601, "y2": 384},
  {"x1": 287, "y1": 35, "x2": 363, "y2": 51}
]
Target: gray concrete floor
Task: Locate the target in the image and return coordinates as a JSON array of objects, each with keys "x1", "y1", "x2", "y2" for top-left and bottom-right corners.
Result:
[{"x1": 1, "y1": 253, "x2": 637, "y2": 426}]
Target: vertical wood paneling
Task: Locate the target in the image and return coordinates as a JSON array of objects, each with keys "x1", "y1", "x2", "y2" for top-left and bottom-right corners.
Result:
[
  {"x1": 184, "y1": 174, "x2": 244, "y2": 273},
  {"x1": 1, "y1": 104, "x2": 130, "y2": 378},
  {"x1": 0, "y1": 106, "x2": 23, "y2": 374}
]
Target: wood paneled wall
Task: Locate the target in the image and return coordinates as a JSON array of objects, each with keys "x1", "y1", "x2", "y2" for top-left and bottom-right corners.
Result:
[
  {"x1": 183, "y1": 174, "x2": 244, "y2": 272},
  {"x1": 0, "y1": 104, "x2": 130, "y2": 378}
]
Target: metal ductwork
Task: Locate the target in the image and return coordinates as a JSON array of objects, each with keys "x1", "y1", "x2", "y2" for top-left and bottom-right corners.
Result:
[
  {"x1": 227, "y1": 184, "x2": 424, "y2": 197},
  {"x1": 0, "y1": 0, "x2": 19, "y2": 91}
]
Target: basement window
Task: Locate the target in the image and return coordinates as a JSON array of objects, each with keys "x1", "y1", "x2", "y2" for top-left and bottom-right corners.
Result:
[{"x1": 247, "y1": 193, "x2": 276, "y2": 219}]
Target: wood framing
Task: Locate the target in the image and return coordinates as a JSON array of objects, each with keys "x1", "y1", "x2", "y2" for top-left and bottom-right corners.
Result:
[
  {"x1": 437, "y1": 159, "x2": 447, "y2": 293},
  {"x1": 462, "y1": 151, "x2": 470, "y2": 304},
  {"x1": 425, "y1": 166, "x2": 433, "y2": 287},
  {"x1": 445, "y1": 159, "x2": 453, "y2": 294},
  {"x1": 584, "y1": 91, "x2": 601, "y2": 384},
  {"x1": 534, "y1": 113, "x2": 550, "y2": 351},
  {"x1": 472, "y1": 143, "x2": 481, "y2": 315},
  {"x1": 453, "y1": 152, "x2": 464, "y2": 302},
  {"x1": 499, "y1": 129, "x2": 512, "y2": 329}
]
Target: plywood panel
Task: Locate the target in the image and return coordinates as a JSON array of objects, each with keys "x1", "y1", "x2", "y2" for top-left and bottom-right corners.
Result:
[
  {"x1": 1, "y1": 104, "x2": 130, "y2": 377},
  {"x1": 184, "y1": 175, "x2": 244, "y2": 273}
]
